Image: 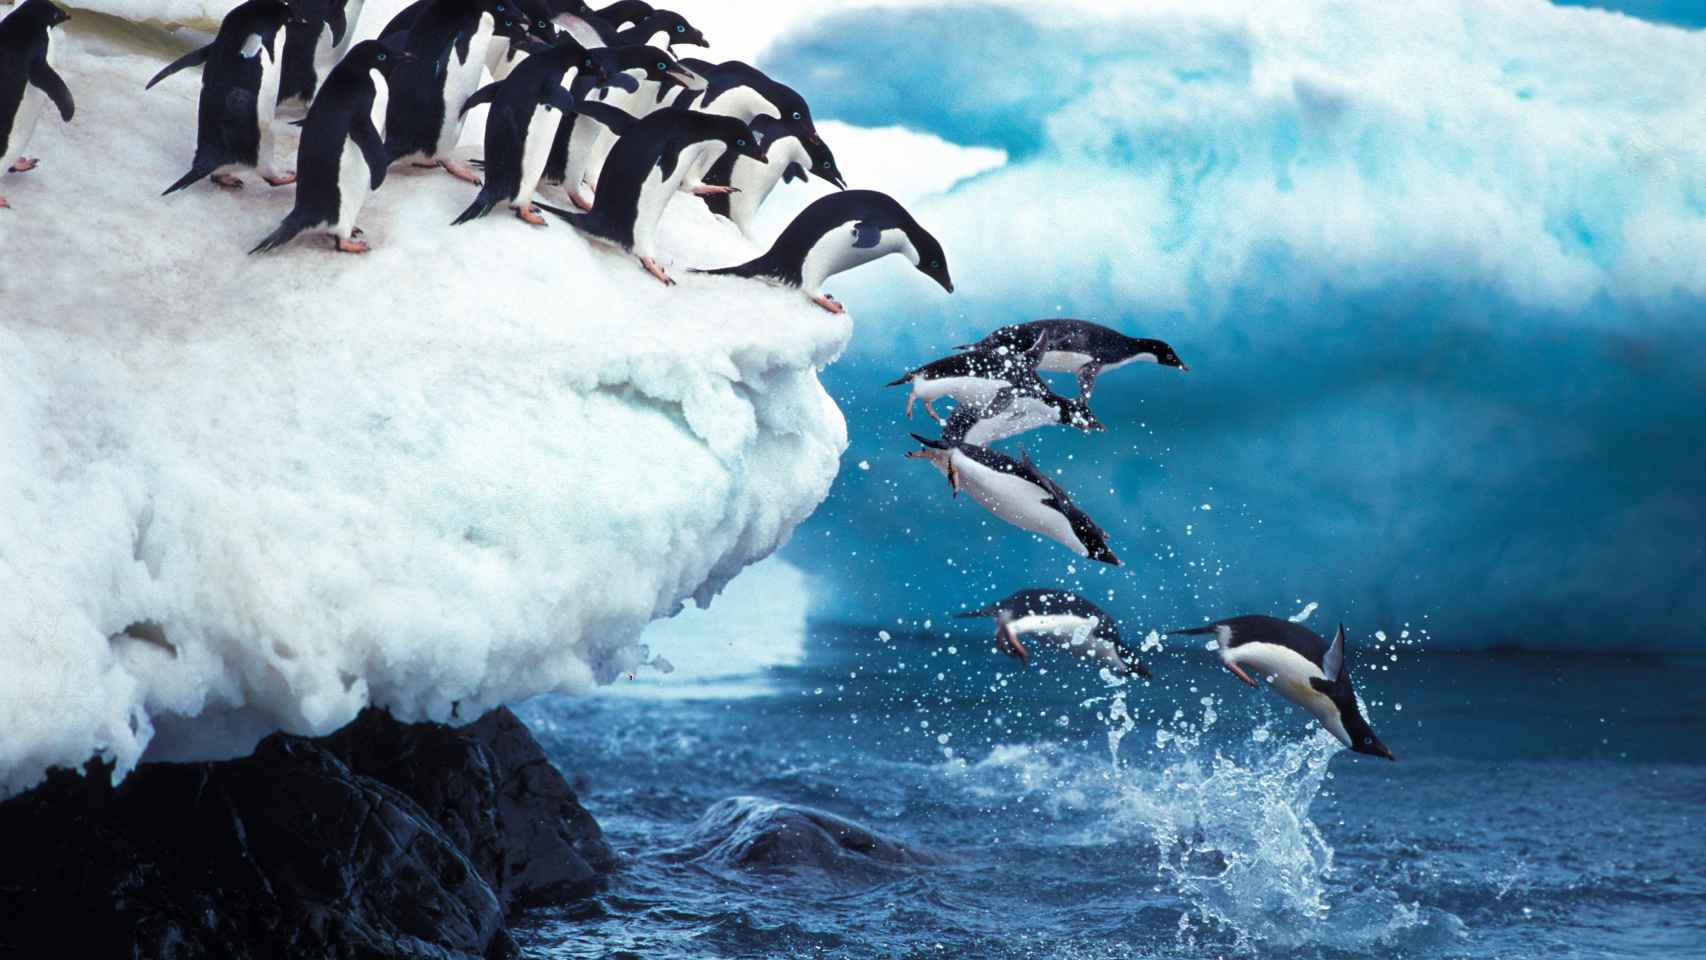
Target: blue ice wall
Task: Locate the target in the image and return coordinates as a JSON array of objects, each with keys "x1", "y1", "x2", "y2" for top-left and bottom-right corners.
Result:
[{"x1": 763, "y1": 1, "x2": 1706, "y2": 651}]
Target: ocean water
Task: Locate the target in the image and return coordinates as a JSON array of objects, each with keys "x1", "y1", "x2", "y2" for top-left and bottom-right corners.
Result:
[{"x1": 513, "y1": 625, "x2": 1706, "y2": 959}]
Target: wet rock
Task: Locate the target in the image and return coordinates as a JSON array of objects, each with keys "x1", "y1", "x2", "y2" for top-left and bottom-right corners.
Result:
[
  {"x1": 0, "y1": 707, "x2": 610, "y2": 959},
  {"x1": 680, "y1": 796, "x2": 940, "y2": 877}
]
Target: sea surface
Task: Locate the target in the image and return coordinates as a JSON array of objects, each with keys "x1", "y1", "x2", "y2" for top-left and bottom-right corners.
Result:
[{"x1": 514, "y1": 624, "x2": 1706, "y2": 959}]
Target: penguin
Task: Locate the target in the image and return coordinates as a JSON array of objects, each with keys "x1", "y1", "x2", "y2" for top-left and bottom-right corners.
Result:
[
  {"x1": 249, "y1": 38, "x2": 410, "y2": 254},
  {"x1": 905, "y1": 435, "x2": 1118, "y2": 565},
  {"x1": 148, "y1": 0, "x2": 301, "y2": 194},
  {"x1": 584, "y1": 7, "x2": 705, "y2": 50},
  {"x1": 0, "y1": 0, "x2": 73, "y2": 211},
  {"x1": 484, "y1": 0, "x2": 563, "y2": 83},
  {"x1": 381, "y1": 0, "x2": 517, "y2": 184},
  {"x1": 957, "y1": 589, "x2": 1150, "y2": 679},
  {"x1": 940, "y1": 378, "x2": 1104, "y2": 448},
  {"x1": 956, "y1": 319, "x2": 1189, "y2": 398},
  {"x1": 535, "y1": 105, "x2": 765, "y2": 285},
  {"x1": 276, "y1": 0, "x2": 352, "y2": 106},
  {"x1": 886, "y1": 348, "x2": 1041, "y2": 423},
  {"x1": 698, "y1": 113, "x2": 845, "y2": 240},
  {"x1": 451, "y1": 36, "x2": 612, "y2": 226},
  {"x1": 1166, "y1": 615, "x2": 1396, "y2": 760},
  {"x1": 535, "y1": 43, "x2": 692, "y2": 200},
  {"x1": 590, "y1": 0, "x2": 651, "y2": 29},
  {"x1": 696, "y1": 189, "x2": 952, "y2": 314}
]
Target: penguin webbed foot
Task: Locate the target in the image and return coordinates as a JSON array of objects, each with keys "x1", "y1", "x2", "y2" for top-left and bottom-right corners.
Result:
[
  {"x1": 9, "y1": 158, "x2": 39, "y2": 173},
  {"x1": 810, "y1": 293, "x2": 846, "y2": 314},
  {"x1": 441, "y1": 160, "x2": 482, "y2": 186},
  {"x1": 639, "y1": 256, "x2": 675, "y2": 286},
  {"x1": 690, "y1": 184, "x2": 736, "y2": 196},
  {"x1": 1225, "y1": 661, "x2": 1259, "y2": 688},
  {"x1": 211, "y1": 174, "x2": 245, "y2": 190},
  {"x1": 0, "y1": 195, "x2": 9, "y2": 209},
  {"x1": 569, "y1": 189, "x2": 594, "y2": 212},
  {"x1": 515, "y1": 205, "x2": 547, "y2": 226},
  {"x1": 335, "y1": 235, "x2": 371, "y2": 254},
  {"x1": 262, "y1": 172, "x2": 298, "y2": 187}
]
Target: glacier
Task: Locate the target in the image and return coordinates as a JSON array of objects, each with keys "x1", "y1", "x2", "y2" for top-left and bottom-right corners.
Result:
[{"x1": 0, "y1": 11, "x2": 853, "y2": 795}]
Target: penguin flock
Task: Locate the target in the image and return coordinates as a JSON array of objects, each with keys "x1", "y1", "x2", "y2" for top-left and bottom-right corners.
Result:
[
  {"x1": 3, "y1": 0, "x2": 1397, "y2": 762},
  {"x1": 902, "y1": 320, "x2": 1396, "y2": 761},
  {"x1": 0, "y1": 0, "x2": 952, "y2": 310}
]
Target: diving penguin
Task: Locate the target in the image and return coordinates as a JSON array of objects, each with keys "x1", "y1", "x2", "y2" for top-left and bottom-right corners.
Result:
[{"x1": 957, "y1": 589, "x2": 1150, "y2": 678}]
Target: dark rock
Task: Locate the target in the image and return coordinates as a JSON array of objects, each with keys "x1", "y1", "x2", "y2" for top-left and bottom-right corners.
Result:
[
  {"x1": 0, "y1": 707, "x2": 611, "y2": 960},
  {"x1": 676, "y1": 796, "x2": 941, "y2": 879}
]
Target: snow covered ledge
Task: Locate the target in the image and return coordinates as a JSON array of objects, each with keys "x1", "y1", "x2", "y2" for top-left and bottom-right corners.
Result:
[{"x1": 0, "y1": 20, "x2": 850, "y2": 796}]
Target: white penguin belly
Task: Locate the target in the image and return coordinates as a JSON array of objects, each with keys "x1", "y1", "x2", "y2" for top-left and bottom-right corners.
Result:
[
  {"x1": 485, "y1": 38, "x2": 517, "y2": 82},
  {"x1": 3, "y1": 86, "x2": 47, "y2": 170},
  {"x1": 310, "y1": 26, "x2": 336, "y2": 94},
  {"x1": 913, "y1": 376, "x2": 1009, "y2": 406},
  {"x1": 630, "y1": 159, "x2": 687, "y2": 257},
  {"x1": 515, "y1": 106, "x2": 564, "y2": 205},
  {"x1": 254, "y1": 35, "x2": 283, "y2": 172},
  {"x1": 950, "y1": 451, "x2": 1085, "y2": 557},
  {"x1": 1224, "y1": 642, "x2": 1351, "y2": 747},
  {"x1": 438, "y1": 15, "x2": 494, "y2": 154},
  {"x1": 800, "y1": 225, "x2": 917, "y2": 294},
  {"x1": 1037, "y1": 350, "x2": 1095, "y2": 373},
  {"x1": 334, "y1": 136, "x2": 371, "y2": 236},
  {"x1": 962, "y1": 398, "x2": 1057, "y2": 446}
]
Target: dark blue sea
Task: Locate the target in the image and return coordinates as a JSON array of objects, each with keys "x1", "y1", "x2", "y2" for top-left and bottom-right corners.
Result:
[{"x1": 512, "y1": 625, "x2": 1706, "y2": 959}]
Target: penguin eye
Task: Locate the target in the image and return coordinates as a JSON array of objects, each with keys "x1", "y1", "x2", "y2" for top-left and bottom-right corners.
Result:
[
  {"x1": 377, "y1": 52, "x2": 387, "y2": 60},
  {"x1": 1362, "y1": 736, "x2": 1373, "y2": 745},
  {"x1": 737, "y1": 138, "x2": 746, "y2": 146},
  {"x1": 657, "y1": 61, "x2": 667, "y2": 70},
  {"x1": 931, "y1": 260, "x2": 940, "y2": 268},
  {"x1": 675, "y1": 23, "x2": 685, "y2": 32},
  {"x1": 792, "y1": 111, "x2": 801, "y2": 120}
]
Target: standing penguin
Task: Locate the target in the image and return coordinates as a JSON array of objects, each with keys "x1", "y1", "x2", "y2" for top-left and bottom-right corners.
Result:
[
  {"x1": 887, "y1": 347, "x2": 1042, "y2": 423},
  {"x1": 905, "y1": 435, "x2": 1119, "y2": 565},
  {"x1": 1166, "y1": 615, "x2": 1395, "y2": 760},
  {"x1": 667, "y1": 59, "x2": 840, "y2": 195},
  {"x1": 0, "y1": 0, "x2": 74, "y2": 211},
  {"x1": 451, "y1": 36, "x2": 610, "y2": 226},
  {"x1": 276, "y1": 0, "x2": 353, "y2": 106},
  {"x1": 536, "y1": 105, "x2": 765, "y2": 284},
  {"x1": 382, "y1": 0, "x2": 516, "y2": 184},
  {"x1": 956, "y1": 589, "x2": 1150, "y2": 678},
  {"x1": 698, "y1": 113, "x2": 844, "y2": 240},
  {"x1": 696, "y1": 190, "x2": 952, "y2": 314},
  {"x1": 956, "y1": 319, "x2": 1189, "y2": 397},
  {"x1": 249, "y1": 39, "x2": 409, "y2": 254},
  {"x1": 148, "y1": 0, "x2": 300, "y2": 193},
  {"x1": 939, "y1": 379, "x2": 1104, "y2": 448}
]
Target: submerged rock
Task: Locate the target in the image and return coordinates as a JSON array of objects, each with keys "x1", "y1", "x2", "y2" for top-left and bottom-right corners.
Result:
[
  {"x1": 0, "y1": 707, "x2": 611, "y2": 959},
  {"x1": 680, "y1": 796, "x2": 940, "y2": 877}
]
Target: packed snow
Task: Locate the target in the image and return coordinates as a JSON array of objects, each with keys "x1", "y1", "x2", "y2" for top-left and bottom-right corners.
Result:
[{"x1": 0, "y1": 13, "x2": 854, "y2": 794}]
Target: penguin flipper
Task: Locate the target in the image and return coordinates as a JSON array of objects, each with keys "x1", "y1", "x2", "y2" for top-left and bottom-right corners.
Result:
[
  {"x1": 782, "y1": 161, "x2": 807, "y2": 184},
  {"x1": 29, "y1": 59, "x2": 75, "y2": 122},
  {"x1": 851, "y1": 220, "x2": 882, "y2": 248},
  {"x1": 1165, "y1": 624, "x2": 1219, "y2": 637},
  {"x1": 145, "y1": 44, "x2": 211, "y2": 90},
  {"x1": 546, "y1": 86, "x2": 581, "y2": 114},
  {"x1": 940, "y1": 406, "x2": 977, "y2": 446},
  {"x1": 353, "y1": 118, "x2": 389, "y2": 191},
  {"x1": 460, "y1": 82, "x2": 502, "y2": 118},
  {"x1": 327, "y1": 6, "x2": 348, "y2": 47},
  {"x1": 909, "y1": 433, "x2": 950, "y2": 451},
  {"x1": 1074, "y1": 362, "x2": 1103, "y2": 399},
  {"x1": 574, "y1": 101, "x2": 637, "y2": 137}
]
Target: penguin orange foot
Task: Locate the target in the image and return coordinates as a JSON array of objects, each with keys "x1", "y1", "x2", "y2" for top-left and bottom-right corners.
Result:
[
  {"x1": 212, "y1": 174, "x2": 244, "y2": 189},
  {"x1": 9, "y1": 158, "x2": 38, "y2": 173}
]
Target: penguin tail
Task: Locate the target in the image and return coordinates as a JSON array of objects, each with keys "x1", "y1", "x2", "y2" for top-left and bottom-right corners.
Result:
[
  {"x1": 534, "y1": 200, "x2": 586, "y2": 226},
  {"x1": 1165, "y1": 624, "x2": 1218, "y2": 636},
  {"x1": 162, "y1": 162, "x2": 219, "y2": 196},
  {"x1": 886, "y1": 374, "x2": 912, "y2": 387},
  {"x1": 910, "y1": 433, "x2": 950, "y2": 450},
  {"x1": 248, "y1": 214, "x2": 309, "y2": 255},
  {"x1": 690, "y1": 256, "x2": 767, "y2": 278},
  {"x1": 954, "y1": 604, "x2": 1000, "y2": 619},
  {"x1": 451, "y1": 191, "x2": 501, "y2": 226}
]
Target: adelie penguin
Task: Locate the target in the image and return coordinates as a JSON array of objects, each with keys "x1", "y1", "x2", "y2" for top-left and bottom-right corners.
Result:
[
  {"x1": 249, "y1": 38, "x2": 411, "y2": 255},
  {"x1": 0, "y1": 0, "x2": 74, "y2": 211},
  {"x1": 958, "y1": 319, "x2": 1188, "y2": 398},
  {"x1": 940, "y1": 378, "x2": 1104, "y2": 448},
  {"x1": 148, "y1": 0, "x2": 302, "y2": 194},
  {"x1": 535, "y1": 104, "x2": 764, "y2": 285},
  {"x1": 696, "y1": 190, "x2": 952, "y2": 314},
  {"x1": 381, "y1": 0, "x2": 522, "y2": 185},
  {"x1": 957, "y1": 589, "x2": 1150, "y2": 679},
  {"x1": 275, "y1": 0, "x2": 356, "y2": 106},
  {"x1": 905, "y1": 436, "x2": 1118, "y2": 565},
  {"x1": 698, "y1": 113, "x2": 845, "y2": 241},
  {"x1": 887, "y1": 348, "x2": 1043, "y2": 423},
  {"x1": 1167, "y1": 615, "x2": 1396, "y2": 760},
  {"x1": 451, "y1": 36, "x2": 619, "y2": 227},
  {"x1": 666, "y1": 59, "x2": 841, "y2": 207}
]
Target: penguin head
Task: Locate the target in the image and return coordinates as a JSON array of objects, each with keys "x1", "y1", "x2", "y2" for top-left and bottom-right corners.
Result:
[
  {"x1": 1129, "y1": 336, "x2": 1189, "y2": 372},
  {"x1": 13, "y1": 0, "x2": 72, "y2": 28},
  {"x1": 646, "y1": 10, "x2": 706, "y2": 48},
  {"x1": 1059, "y1": 395, "x2": 1105, "y2": 434},
  {"x1": 801, "y1": 132, "x2": 846, "y2": 189},
  {"x1": 1309, "y1": 624, "x2": 1397, "y2": 761},
  {"x1": 1070, "y1": 513, "x2": 1120, "y2": 566},
  {"x1": 347, "y1": 37, "x2": 413, "y2": 76},
  {"x1": 1114, "y1": 646, "x2": 1153, "y2": 680},
  {"x1": 905, "y1": 225, "x2": 953, "y2": 294},
  {"x1": 721, "y1": 119, "x2": 768, "y2": 163},
  {"x1": 492, "y1": 10, "x2": 533, "y2": 42},
  {"x1": 607, "y1": 44, "x2": 691, "y2": 86},
  {"x1": 513, "y1": 0, "x2": 559, "y2": 40}
]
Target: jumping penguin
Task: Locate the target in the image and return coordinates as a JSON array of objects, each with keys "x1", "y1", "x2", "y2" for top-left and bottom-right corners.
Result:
[
  {"x1": 148, "y1": 0, "x2": 302, "y2": 194},
  {"x1": 957, "y1": 319, "x2": 1189, "y2": 398},
  {"x1": 695, "y1": 189, "x2": 952, "y2": 314},
  {"x1": 940, "y1": 379, "x2": 1104, "y2": 448},
  {"x1": 957, "y1": 589, "x2": 1150, "y2": 679},
  {"x1": 249, "y1": 38, "x2": 410, "y2": 254},
  {"x1": 887, "y1": 347, "x2": 1045, "y2": 423},
  {"x1": 905, "y1": 435, "x2": 1119, "y2": 565},
  {"x1": 536, "y1": 104, "x2": 765, "y2": 285},
  {"x1": 0, "y1": 0, "x2": 74, "y2": 211},
  {"x1": 1167, "y1": 615, "x2": 1396, "y2": 760}
]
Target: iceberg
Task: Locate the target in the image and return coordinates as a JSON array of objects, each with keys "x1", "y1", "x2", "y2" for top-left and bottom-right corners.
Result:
[{"x1": 0, "y1": 15, "x2": 850, "y2": 795}]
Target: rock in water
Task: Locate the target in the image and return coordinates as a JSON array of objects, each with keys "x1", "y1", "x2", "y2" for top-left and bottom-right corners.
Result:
[
  {"x1": 0, "y1": 707, "x2": 611, "y2": 959},
  {"x1": 677, "y1": 796, "x2": 940, "y2": 880}
]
